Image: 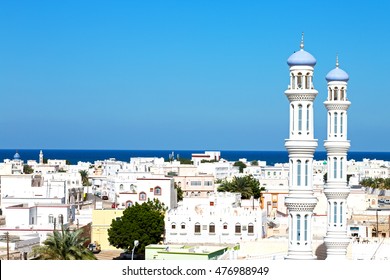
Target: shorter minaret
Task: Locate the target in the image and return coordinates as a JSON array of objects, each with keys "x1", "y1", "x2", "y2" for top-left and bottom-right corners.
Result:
[
  {"x1": 323, "y1": 55, "x2": 351, "y2": 259},
  {"x1": 39, "y1": 150, "x2": 44, "y2": 164}
]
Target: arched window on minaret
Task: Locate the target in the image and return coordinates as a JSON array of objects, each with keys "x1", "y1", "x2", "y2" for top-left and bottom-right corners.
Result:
[
  {"x1": 340, "y1": 202, "x2": 343, "y2": 226},
  {"x1": 333, "y1": 157, "x2": 338, "y2": 179},
  {"x1": 290, "y1": 159, "x2": 294, "y2": 186},
  {"x1": 291, "y1": 104, "x2": 295, "y2": 132},
  {"x1": 334, "y1": 87, "x2": 339, "y2": 100},
  {"x1": 306, "y1": 104, "x2": 310, "y2": 134},
  {"x1": 328, "y1": 201, "x2": 331, "y2": 224},
  {"x1": 340, "y1": 157, "x2": 344, "y2": 178},
  {"x1": 340, "y1": 87, "x2": 345, "y2": 100},
  {"x1": 328, "y1": 112, "x2": 331, "y2": 137},
  {"x1": 290, "y1": 213, "x2": 294, "y2": 241},
  {"x1": 333, "y1": 202, "x2": 337, "y2": 224},
  {"x1": 291, "y1": 73, "x2": 295, "y2": 89},
  {"x1": 297, "y1": 214, "x2": 301, "y2": 243},
  {"x1": 305, "y1": 160, "x2": 309, "y2": 186},
  {"x1": 297, "y1": 73, "x2": 302, "y2": 88},
  {"x1": 328, "y1": 87, "x2": 332, "y2": 101},
  {"x1": 340, "y1": 113, "x2": 344, "y2": 135},
  {"x1": 334, "y1": 112, "x2": 338, "y2": 136},
  {"x1": 304, "y1": 214, "x2": 308, "y2": 242},
  {"x1": 297, "y1": 160, "x2": 302, "y2": 186},
  {"x1": 305, "y1": 73, "x2": 310, "y2": 89},
  {"x1": 298, "y1": 105, "x2": 303, "y2": 133}
]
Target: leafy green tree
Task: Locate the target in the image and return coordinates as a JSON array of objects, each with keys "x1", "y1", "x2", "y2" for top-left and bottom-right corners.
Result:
[
  {"x1": 33, "y1": 227, "x2": 96, "y2": 260},
  {"x1": 217, "y1": 175, "x2": 263, "y2": 199},
  {"x1": 108, "y1": 199, "x2": 166, "y2": 254},
  {"x1": 175, "y1": 183, "x2": 184, "y2": 202},
  {"x1": 23, "y1": 165, "x2": 34, "y2": 174},
  {"x1": 233, "y1": 161, "x2": 247, "y2": 173},
  {"x1": 251, "y1": 160, "x2": 259, "y2": 166}
]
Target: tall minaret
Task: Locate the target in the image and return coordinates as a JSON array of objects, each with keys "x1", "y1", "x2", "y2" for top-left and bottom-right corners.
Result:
[
  {"x1": 323, "y1": 56, "x2": 351, "y2": 259},
  {"x1": 39, "y1": 150, "x2": 44, "y2": 164},
  {"x1": 284, "y1": 33, "x2": 318, "y2": 260}
]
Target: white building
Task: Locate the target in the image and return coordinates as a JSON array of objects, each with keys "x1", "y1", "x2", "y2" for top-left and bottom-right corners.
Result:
[{"x1": 165, "y1": 192, "x2": 265, "y2": 244}]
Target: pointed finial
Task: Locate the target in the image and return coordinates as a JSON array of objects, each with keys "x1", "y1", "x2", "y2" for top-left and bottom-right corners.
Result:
[
  {"x1": 300, "y1": 32, "x2": 304, "y2": 49},
  {"x1": 336, "y1": 54, "x2": 339, "y2": 68}
]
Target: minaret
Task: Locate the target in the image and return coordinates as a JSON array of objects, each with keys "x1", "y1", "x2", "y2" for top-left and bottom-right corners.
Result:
[
  {"x1": 39, "y1": 150, "x2": 44, "y2": 164},
  {"x1": 323, "y1": 55, "x2": 351, "y2": 259},
  {"x1": 284, "y1": 33, "x2": 318, "y2": 260}
]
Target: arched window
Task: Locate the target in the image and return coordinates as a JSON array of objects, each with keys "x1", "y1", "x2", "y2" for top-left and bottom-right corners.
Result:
[
  {"x1": 305, "y1": 160, "x2": 309, "y2": 186},
  {"x1": 334, "y1": 202, "x2": 337, "y2": 224},
  {"x1": 340, "y1": 202, "x2": 343, "y2": 226},
  {"x1": 334, "y1": 112, "x2": 338, "y2": 135},
  {"x1": 194, "y1": 223, "x2": 201, "y2": 234},
  {"x1": 209, "y1": 223, "x2": 215, "y2": 234},
  {"x1": 119, "y1": 184, "x2": 124, "y2": 191},
  {"x1": 328, "y1": 87, "x2": 332, "y2": 101},
  {"x1": 340, "y1": 88, "x2": 345, "y2": 100},
  {"x1": 304, "y1": 215, "x2": 308, "y2": 241},
  {"x1": 139, "y1": 192, "x2": 147, "y2": 201},
  {"x1": 171, "y1": 223, "x2": 176, "y2": 230},
  {"x1": 248, "y1": 223, "x2": 254, "y2": 234},
  {"x1": 297, "y1": 160, "x2": 302, "y2": 186},
  {"x1": 223, "y1": 223, "x2": 228, "y2": 230},
  {"x1": 305, "y1": 73, "x2": 310, "y2": 89},
  {"x1": 297, "y1": 73, "x2": 302, "y2": 88},
  {"x1": 154, "y1": 186, "x2": 162, "y2": 195},
  {"x1": 181, "y1": 223, "x2": 186, "y2": 230},
  {"x1": 291, "y1": 104, "x2": 295, "y2": 132},
  {"x1": 126, "y1": 200, "x2": 133, "y2": 208},
  {"x1": 306, "y1": 104, "x2": 310, "y2": 132},
  {"x1": 298, "y1": 105, "x2": 302, "y2": 132},
  {"x1": 334, "y1": 87, "x2": 338, "y2": 100},
  {"x1": 235, "y1": 223, "x2": 241, "y2": 234},
  {"x1": 340, "y1": 113, "x2": 344, "y2": 135},
  {"x1": 333, "y1": 157, "x2": 338, "y2": 179},
  {"x1": 340, "y1": 157, "x2": 344, "y2": 179},
  {"x1": 297, "y1": 214, "x2": 301, "y2": 241}
]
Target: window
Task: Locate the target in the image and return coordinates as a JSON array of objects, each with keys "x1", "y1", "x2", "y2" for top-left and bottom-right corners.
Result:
[
  {"x1": 334, "y1": 112, "x2": 338, "y2": 135},
  {"x1": 340, "y1": 113, "x2": 344, "y2": 135},
  {"x1": 181, "y1": 223, "x2": 186, "y2": 230},
  {"x1": 48, "y1": 214, "x2": 54, "y2": 224},
  {"x1": 306, "y1": 104, "x2": 310, "y2": 132},
  {"x1": 305, "y1": 160, "x2": 309, "y2": 186},
  {"x1": 333, "y1": 157, "x2": 338, "y2": 179},
  {"x1": 139, "y1": 192, "x2": 147, "y2": 201},
  {"x1": 340, "y1": 202, "x2": 343, "y2": 225},
  {"x1": 204, "y1": 181, "x2": 213, "y2": 186},
  {"x1": 154, "y1": 186, "x2": 162, "y2": 195},
  {"x1": 334, "y1": 202, "x2": 337, "y2": 224},
  {"x1": 195, "y1": 223, "x2": 201, "y2": 234},
  {"x1": 304, "y1": 215, "x2": 308, "y2": 241},
  {"x1": 190, "y1": 181, "x2": 201, "y2": 186},
  {"x1": 223, "y1": 223, "x2": 228, "y2": 230},
  {"x1": 126, "y1": 200, "x2": 133, "y2": 208},
  {"x1": 298, "y1": 105, "x2": 302, "y2": 132},
  {"x1": 248, "y1": 223, "x2": 254, "y2": 234},
  {"x1": 235, "y1": 223, "x2": 241, "y2": 234},
  {"x1": 119, "y1": 184, "x2": 124, "y2": 190},
  {"x1": 340, "y1": 157, "x2": 344, "y2": 179},
  {"x1": 297, "y1": 160, "x2": 301, "y2": 186},
  {"x1": 297, "y1": 214, "x2": 301, "y2": 241},
  {"x1": 171, "y1": 223, "x2": 176, "y2": 229},
  {"x1": 209, "y1": 223, "x2": 215, "y2": 234}
]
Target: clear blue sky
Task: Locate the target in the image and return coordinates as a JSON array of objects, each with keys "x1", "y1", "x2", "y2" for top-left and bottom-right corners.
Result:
[{"x1": 0, "y1": 0, "x2": 389, "y2": 151}]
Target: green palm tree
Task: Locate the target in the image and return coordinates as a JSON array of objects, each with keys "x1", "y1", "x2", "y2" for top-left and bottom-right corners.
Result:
[{"x1": 33, "y1": 227, "x2": 96, "y2": 260}]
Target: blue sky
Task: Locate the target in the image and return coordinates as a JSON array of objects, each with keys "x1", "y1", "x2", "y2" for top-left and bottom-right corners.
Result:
[{"x1": 0, "y1": 0, "x2": 389, "y2": 152}]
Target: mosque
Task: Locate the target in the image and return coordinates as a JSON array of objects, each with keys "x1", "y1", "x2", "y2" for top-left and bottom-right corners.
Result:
[{"x1": 284, "y1": 34, "x2": 351, "y2": 260}]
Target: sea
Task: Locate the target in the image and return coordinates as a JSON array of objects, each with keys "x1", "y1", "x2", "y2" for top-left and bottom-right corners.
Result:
[{"x1": 1, "y1": 149, "x2": 390, "y2": 166}]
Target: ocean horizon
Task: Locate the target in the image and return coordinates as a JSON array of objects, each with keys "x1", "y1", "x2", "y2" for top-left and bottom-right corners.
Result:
[{"x1": 1, "y1": 149, "x2": 390, "y2": 166}]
